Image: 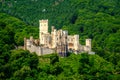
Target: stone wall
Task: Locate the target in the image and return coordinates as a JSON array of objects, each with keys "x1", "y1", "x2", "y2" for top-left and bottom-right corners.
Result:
[
  {"x1": 26, "y1": 44, "x2": 54, "y2": 56},
  {"x1": 41, "y1": 47, "x2": 54, "y2": 55},
  {"x1": 24, "y1": 19, "x2": 93, "y2": 56}
]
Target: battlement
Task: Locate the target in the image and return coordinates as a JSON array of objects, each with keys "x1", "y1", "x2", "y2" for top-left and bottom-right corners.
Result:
[
  {"x1": 24, "y1": 19, "x2": 93, "y2": 57},
  {"x1": 39, "y1": 19, "x2": 48, "y2": 23}
]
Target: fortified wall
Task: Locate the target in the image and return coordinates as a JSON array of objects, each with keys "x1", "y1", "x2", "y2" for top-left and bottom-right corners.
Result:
[{"x1": 24, "y1": 19, "x2": 93, "y2": 56}]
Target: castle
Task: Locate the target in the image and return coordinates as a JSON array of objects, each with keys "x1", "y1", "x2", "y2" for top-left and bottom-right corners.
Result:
[{"x1": 24, "y1": 19, "x2": 92, "y2": 57}]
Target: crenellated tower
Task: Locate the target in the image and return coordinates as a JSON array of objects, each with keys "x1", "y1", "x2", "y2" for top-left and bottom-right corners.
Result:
[{"x1": 39, "y1": 19, "x2": 48, "y2": 44}]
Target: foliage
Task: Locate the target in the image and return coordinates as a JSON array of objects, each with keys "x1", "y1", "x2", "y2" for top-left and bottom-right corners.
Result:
[
  {"x1": 0, "y1": 0, "x2": 120, "y2": 56},
  {"x1": 0, "y1": 13, "x2": 38, "y2": 46},
  {"x1": 0, "y1": 49, "x2": 39, "y2": 79},
  {"x1": 0, "y1": 50, "x2": 120, "y2": 79},
  {"x1": 50, "y1": 54, "x2": 59, "y2": 64},
  {"x1": 0, "y1": 0, "x2": 120, "y2": 79}
]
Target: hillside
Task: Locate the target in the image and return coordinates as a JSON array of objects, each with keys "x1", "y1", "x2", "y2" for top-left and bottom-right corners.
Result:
[
  {"x1": 0, "y1": 0, "x2": 120, "y2": 27},
  {"x1": 0, "y1": 13, "x2": 38, "y2": 46},
  {"x1": 0, "y1": 0, "x2": 120, "y2": 57},
  {"x1": 1, "y1": 48, "x2": 120, "y2": 79},
  {"x1": 0, "y1": 0, "x2": 120, "y2": 79},
  {"x1": 0, "y1": 0, "x2": 74, "y2": 28},
  {"x1": 0, "y1": 9, "x2": 120, "y2": 80}
]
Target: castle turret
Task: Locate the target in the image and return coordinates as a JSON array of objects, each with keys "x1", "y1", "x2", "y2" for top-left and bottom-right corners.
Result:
[
  {"x1": 74, "y1": 35, "x2": 79, "y2": 50},
  {"x1": 85, "y1": 39, "x2": 91, "y2": 52},
  {"x1": 51, "y1": 26, "x2": 55, "y2": 32},
  {"x1": 30, "y1": 36, "x2": 33, "y2": 42}
]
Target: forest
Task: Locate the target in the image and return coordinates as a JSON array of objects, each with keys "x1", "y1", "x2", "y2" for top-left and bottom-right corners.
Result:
[{"x1": 0, "y1": 0, "x2": 120, "y2": 79}]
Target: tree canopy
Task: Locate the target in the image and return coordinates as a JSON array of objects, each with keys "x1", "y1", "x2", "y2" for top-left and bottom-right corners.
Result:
[{"x1": 0, "y1": 0, "x2": 120, "y2": 79}]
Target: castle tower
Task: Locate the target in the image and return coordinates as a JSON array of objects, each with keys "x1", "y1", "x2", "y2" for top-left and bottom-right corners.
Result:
[
  {"x1": 24, "y1": 37, "x2": 27, "y2": 50},
  {"x1": 74, "y1": 35, "x2": 79, "y2": 50},
  {"x1": 86, "y1": 39, "x2": 91, "y2": 51},
  {"x1": 56, "y1": 30, "x2": 68, "y2": 57},
  {"x1": 51, "y1": 26, "x2": 55, "y2": 32},
  {"x1": 39, "y1": 19, "x2": 48, "y2": 44}
]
